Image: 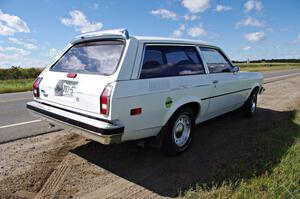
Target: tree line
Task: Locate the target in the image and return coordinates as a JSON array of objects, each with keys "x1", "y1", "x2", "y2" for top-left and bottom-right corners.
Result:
[
  {"x1": 0, "y1": 66, "x2": 43, "y2": 80},
  {"x1": 233, "y1": 59, "x2": 300, "y2": 64}
]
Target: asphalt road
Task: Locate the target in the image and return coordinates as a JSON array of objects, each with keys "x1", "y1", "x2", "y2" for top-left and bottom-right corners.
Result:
[
  {"x1": 0, "y1": 68, "x2": 300, "y2": 143},
  {"x1": 262, "y1": 68, "x2": 300, "y2": 81},
  {"x1": 0, "y1": 92, "x2": 61, "y2": 143}
]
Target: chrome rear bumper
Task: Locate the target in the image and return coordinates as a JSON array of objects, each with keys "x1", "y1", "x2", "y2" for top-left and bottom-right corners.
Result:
[{"x1": 26, "y1": 101, "x2": 124, "y2": 144}]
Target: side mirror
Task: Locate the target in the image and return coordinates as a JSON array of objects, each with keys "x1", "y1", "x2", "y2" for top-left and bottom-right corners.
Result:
[{"x1": 232, "y1": 66, "x2": 240, "y2": 73}]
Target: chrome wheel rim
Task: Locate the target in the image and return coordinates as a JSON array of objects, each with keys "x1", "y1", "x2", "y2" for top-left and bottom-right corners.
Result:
[
  {"x1": 173, "y1": 115, "x2": 191, "y2": 147},
  {"x1": 251, "y1": 94, "x2": 257, "y2": 113}
]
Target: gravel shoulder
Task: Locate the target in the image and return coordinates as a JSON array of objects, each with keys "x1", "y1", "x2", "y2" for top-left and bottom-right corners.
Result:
[{"x1": 1, "y1": 76, "x2": 300, "y2": 199}]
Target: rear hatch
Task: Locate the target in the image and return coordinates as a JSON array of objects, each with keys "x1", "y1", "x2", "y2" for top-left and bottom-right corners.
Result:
[{"x1": 38, "y1": 40, "x2": 124, "y2": 115}]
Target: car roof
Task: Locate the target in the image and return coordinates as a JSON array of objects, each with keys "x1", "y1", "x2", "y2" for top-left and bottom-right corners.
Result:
[
  {"x1": 72, "y1": 29, "x2": 218, "y2": 48},
  {"x1": 132, "y1": 36, "x2": 215, "y2": 46}
]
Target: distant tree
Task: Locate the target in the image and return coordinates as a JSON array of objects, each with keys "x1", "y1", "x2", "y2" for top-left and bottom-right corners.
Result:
[
  {"x1": 232, "y1": 58, "x2": 300, "y2": 63},
  {"x1": 0, "y1": 66, "x2": 43, "y2": 80}
]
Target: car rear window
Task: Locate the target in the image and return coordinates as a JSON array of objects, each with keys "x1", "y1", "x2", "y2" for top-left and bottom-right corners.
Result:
[
  {"x1": 50, "y1": 40, "x2": 124, "y2": 75},
  {"x1": 140, "y1": 45, "x2": 205, "y2": 79}
]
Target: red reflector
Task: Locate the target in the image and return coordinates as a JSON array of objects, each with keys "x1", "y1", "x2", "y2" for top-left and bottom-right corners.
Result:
[
  {"x1": 67, "y1": 73, "x2": 77, "y2": 78},
  {"x1": 101, "y1": 106, "x2": 108, "y2": 115},
  {"x1": 130, "y1": 108, "x2": 142, "y2": 116}
]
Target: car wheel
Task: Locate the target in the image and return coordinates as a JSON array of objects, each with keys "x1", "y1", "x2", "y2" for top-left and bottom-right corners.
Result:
[
  {"x1": 242, "y1": 89, "x2": 258, "y2": 117},
  {"x1": 161, "y1": 107, "x2": 195, "y2": 156}
]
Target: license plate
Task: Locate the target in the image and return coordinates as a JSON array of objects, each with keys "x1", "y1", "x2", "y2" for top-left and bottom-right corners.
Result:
[{"x1": 62, "y1": 82, "x2": 77, "y2": 96}]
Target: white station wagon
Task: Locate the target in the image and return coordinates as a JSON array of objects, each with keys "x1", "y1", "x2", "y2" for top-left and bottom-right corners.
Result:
[{"x1": 27, "y1": 29, "x2": 264, "y2": 155}]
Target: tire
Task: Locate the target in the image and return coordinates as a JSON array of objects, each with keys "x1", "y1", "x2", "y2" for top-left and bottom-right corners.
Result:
[
  {"x1": 161, "y1": 107, "x2": 195, "y2": 156},
  {"x1": 242, "y1": 89, "x2": 258, "y2": 117}
]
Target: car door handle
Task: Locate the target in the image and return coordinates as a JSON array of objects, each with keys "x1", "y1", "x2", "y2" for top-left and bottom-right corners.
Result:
[
  {"x1": 212, "y1": 80, "x2": 219, "y2": 84},
  {"x1": 179, "y1": 84, "x2": 190, "y2": 89},
  {"x1": 172, "y1": 84, "x2": 190, "y2": 90}
]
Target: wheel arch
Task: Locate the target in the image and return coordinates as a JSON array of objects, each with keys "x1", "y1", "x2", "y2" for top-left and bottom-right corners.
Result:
[
  {"x1": 151, "y1": 98, "x2": 201, "y2": 150},
  {"x1": 246, "y1": 83, "x2": 260, "y2": 100},
  {"x1": 162, "y1": 97, "x2": 201, "y2": 126}
]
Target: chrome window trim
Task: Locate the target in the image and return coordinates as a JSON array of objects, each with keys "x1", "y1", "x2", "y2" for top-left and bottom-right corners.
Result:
[{"x1": 198, "y1": 46, "x2": 234, "y2": 74}]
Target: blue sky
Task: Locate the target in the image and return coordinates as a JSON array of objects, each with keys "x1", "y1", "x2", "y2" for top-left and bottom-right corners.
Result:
[{"x1": 0, "y1": 0, "x2": 300, "y2": 68}]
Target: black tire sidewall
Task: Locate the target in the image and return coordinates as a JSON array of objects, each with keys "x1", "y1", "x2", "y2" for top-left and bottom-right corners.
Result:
[
  {"x1": 162, "y1": 107, "x2": 195, "y2": 155},
  {"x1": 244, "y1": 90, "x2": 258, "y2": 117}
]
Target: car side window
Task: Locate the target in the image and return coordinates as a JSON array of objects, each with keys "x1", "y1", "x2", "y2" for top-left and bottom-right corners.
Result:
[
  {"x1": 140, "y1": 47, "x2": 167, "y2": 78},
  {"x1": 200, "y1": 47, "x2": 232, "y2": 73},
  {"x1": 140, "y1": 45, "x2": 205, "y2": 79}
]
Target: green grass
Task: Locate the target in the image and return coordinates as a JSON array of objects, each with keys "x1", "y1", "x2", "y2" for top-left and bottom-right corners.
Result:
[
  {"x1": 0, "y1": 67, "x2": 41, "y2": 93},
  {"x1": 183, "y1": 108, "x2": 300, "y2": 199},
  {"x1": 237, "y1": 63, "x2": 300, "y2": 72},
  {"x1": 0, "y1": 79, "x2": 34, "y2": 94}
]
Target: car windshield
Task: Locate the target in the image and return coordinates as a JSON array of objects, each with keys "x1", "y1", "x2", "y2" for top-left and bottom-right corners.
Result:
[{"x1": 51, "y1": 40, "x2": 124, "y2": 75}]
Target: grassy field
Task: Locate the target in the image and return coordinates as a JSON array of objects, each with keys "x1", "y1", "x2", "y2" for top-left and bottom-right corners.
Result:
[
  {"x1": 0, "y1": 67, "x2": 41, "y2": 94},
  {"x1": 183, "y1": 107, "x2": 300, "y2": 199},
  {"x1": 0, "y1": 79, "x2": 34, "y2": 94},
  {"x1": 237, "y1": 62, "x2": 300, "y2": 72}
]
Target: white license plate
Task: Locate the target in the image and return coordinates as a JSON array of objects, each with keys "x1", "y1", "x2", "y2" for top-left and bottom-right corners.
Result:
[{"x1": 62, "y1": 82, "x2": 77, "y2": 96}]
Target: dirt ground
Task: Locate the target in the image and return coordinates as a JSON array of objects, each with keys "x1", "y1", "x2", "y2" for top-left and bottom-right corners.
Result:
[{"x1": 1, "y1": 76, "x2": 300, "y2": 199}]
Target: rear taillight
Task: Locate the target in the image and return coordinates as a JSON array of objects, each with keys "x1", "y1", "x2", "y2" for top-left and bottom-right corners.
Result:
[
  {"x1": 33, "y1": 77, "x2": 43, "y2": 98},
  {"x1": 100, "y1": 85, "x2": 113, "y2": 116}
]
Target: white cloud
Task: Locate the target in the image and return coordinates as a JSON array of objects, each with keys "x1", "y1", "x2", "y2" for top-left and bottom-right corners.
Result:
[
  {"x1": 7, "y1": 37, "x2": 17, "y2": 43},
  {"x1": 49, "y1": 48, "x2": 61, "y2": 58},
  {"x1": 61, "y1": 10, "x2": 103, "y2": 33},
  {"x1": 8, "y1": 37, "x2": 38, "y2": 50},
  {"x1": 6, "y1": 47, "x2": 29, "y2": 55},
  {"x1": 236, "y1": 17, "x2": 265, "y2": 28},
  {"x1": 183, "y1": 14, "x2": 199, "y2": 21},
  {"x1": 182, "y1": 0, "x2": 210, "y2": 13},
  {"x1": 172, "y1": 24, "x2": 186, "y2": 38},
  {"x1": 244, "y1": 0, "x2": 263, "y2": 13},
  {"x1": 244, "y1": 31, "x2": 266, "y2": 42},
  {"x1": 290, "y1": 34, "x2": 300, "y2": 44},
  {"x1": 0, "y1": 51, "x2": 48, "y2": 68},
  {"x1": 215, "y1": 5, "x2": 232, "y2": 12},
  {"x1": 0, "y1": 53, "x2": 19, "y2": 61},
  {"x1": 187, "y1": 26, "x2": 207, "y2": 37},
  {"x1": 150, "y1": 9, "x2": 178, "y2": 20},
  {"x1": 0, "y1": 45, "x2": 29, "y2": 55},
  {"x1": 0, "y1": 23, "x2": 15, "y2": 35},
  {"x1": 91, "y1": 3, "x2": 99, "y2": 10},
  {"x1": 279, "y1": 27, "x2": 289, "y2": 32},
  {"x1": 0, "y1": 10, "x2": 30, "y2": 35},
  {"x1": 242, "y1": 46, "x2": 252, "y2": 51}
]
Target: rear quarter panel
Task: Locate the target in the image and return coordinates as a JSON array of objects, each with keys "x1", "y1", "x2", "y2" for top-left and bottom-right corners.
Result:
[{"x1": 111, "y1": 75, "x2": 212, "y2": 141}]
